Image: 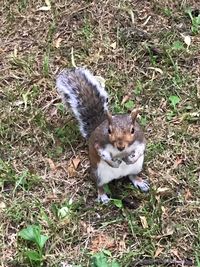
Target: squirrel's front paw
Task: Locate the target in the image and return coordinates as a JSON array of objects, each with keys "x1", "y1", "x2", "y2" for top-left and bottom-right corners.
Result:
[{"x1": 122, "y1": 153, "x2": 136, "y2": 165}]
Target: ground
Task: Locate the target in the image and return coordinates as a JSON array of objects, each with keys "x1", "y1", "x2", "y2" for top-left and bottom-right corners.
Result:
[{"x1": 0, "y1": 0, "x2": 200, "y2": 266}]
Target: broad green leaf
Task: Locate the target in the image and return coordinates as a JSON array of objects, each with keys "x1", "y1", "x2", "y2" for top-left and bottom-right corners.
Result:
[
  {"x1": 124, "y1": 100, "x2": 134, "y2": 110},
  {"x1": 33, "y1": 226, "x2": 42, "y2": 247},
  {"x1": 169, "y1": 95, "x2": 180, "y2": 109},
  {"x1": 110, "y1": 260, "x2": 121, "y2": 267},
  {"x1": 112, "y1": 199, "x2": 123, "y2": 208},
  {"x1": 25, "y1": 250, "x2": 41, "y2": 261},
  {"x1": 38, "y1": 235, "x2": 49, "y2": 249},
  {"x1": 18, "y1": 225, "x2": 48, "y2": 249},
  {"x1": 18, "y1": 225, "x2": 40, "y2": 242},
  {"x1": 32, "y1": 227, "x2": 48, "y2": 249},
  {"x1": 91, "y1": 252, "x2": 121, "y2": 267},
  {"x1": 91, "y1": 252, "x2": 109, "y2": 267}
]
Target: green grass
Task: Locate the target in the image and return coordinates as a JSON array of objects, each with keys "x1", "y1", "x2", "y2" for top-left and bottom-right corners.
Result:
[{"x1": 1, "y1": 0, "x2": 199, "y2": 266}]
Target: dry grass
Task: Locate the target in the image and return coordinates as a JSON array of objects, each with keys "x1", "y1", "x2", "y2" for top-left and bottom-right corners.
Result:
[{"x1": 0, "y1": 0, "x2": 200, "y2": 266}]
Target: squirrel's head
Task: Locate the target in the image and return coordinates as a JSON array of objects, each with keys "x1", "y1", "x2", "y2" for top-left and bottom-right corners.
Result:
[{"x1": 106, "y1": 109, "x2": 139, "y2": 151}]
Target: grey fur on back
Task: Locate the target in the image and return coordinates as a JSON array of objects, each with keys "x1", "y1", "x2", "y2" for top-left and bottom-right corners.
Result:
[{"x1": 56, "y1": 68, "x2": 109, "y2": 139}]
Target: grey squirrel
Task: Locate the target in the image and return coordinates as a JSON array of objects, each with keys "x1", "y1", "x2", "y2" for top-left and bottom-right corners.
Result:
[{"x1": 56, "y1": 68, "x2": 149, "y2": 203}]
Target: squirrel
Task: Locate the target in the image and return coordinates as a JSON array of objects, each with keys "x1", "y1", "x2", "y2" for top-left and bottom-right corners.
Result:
[{"x1": 56, "y1": 67, "x2": 149, "y2": 203}]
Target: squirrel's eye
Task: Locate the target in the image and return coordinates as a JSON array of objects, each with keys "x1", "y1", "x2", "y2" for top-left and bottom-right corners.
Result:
[
  {"x1": 108, "y1": 128, "x2": 112, "y2": 134},
  {"x1": 131, "y1": 127, "x2": 134, "y2": 134}
]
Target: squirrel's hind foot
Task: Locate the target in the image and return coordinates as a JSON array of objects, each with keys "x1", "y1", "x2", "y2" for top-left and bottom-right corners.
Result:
[
  {"x1": 97, "y1": 193, "x2": 110, "y2": 204},
  {"x1": 129, "y1": 175, "x2": 150, "y2": 192}
]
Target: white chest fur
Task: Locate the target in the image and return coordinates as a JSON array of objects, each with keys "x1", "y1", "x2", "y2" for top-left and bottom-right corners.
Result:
[{"x1": 97, "y1": 141, "x2": 145, "y2": 186}]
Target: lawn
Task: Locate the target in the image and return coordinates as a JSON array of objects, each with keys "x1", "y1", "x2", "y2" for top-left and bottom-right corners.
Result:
[{"x1": 1, "y1": 0, "x2": 200, "y2": 266}]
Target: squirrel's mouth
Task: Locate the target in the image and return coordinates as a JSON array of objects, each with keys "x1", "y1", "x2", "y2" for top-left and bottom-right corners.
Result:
[{"x1": 117, "y1": 146, "x2": 125, "y2": 151}]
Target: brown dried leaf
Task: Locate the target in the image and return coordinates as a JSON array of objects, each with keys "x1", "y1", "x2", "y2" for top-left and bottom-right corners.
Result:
[
  {"x1": 46, "y1": 158, "x2": 57, "y2": 171},
  {"x1": 182, "y1": 35, "x2": 191, "y2": 50},
  {"x1": 121, "y1": 94, "x2": 131, "y2": 105},
  {"x1": 184, "y1": 188, "x2": 192, "y2": 201},
  {"x1": 0, "y1": 202, "x2": 6, "y2": 211},
  {"x1": 154, "y1": 247, "x2": 164, "y2": 258},
  {"x1": 54, "y1": 37, "x2": 62, "y2": 48},
  {"x1": 90, "y1": 233, "x2": 115, "y2": 253},
  {"x1": 156, "y1": 187, "x2": 170, "y2": 194},
  {"x1": 173, "y1": 157, "x2": 183, "y2": 169},
  {"x1": 139, "y1": 216, "x2": 148, "y2": 229},
  {"x1": 67, "y1": 162, "x2": 77, "y2": 177},
  {"x1": 163, "y1": 225, "x2": 174, "y2": 236},
  {"x1": 72, "y1": 157, "x2": 81, "y2": 170},
  {"x1": 37, "y1": 6, "x2": 51, "y2": 11}
]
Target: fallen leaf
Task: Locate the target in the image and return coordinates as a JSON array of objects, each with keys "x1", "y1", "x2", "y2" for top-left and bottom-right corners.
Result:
[
  {"x1": 89, "y1": 233, "x2": 115, "y2": 253},
  {"x1": 173, "y1": 157, "x2": 183, "y2": 169},
  {"x1": 139, "y1": 216, "x2": 148, "y2": 229},
  {"x1": 182, "y1": 35, "x2": 191, "y2": 50},
  {"x1": 67, "y1": 162, "x2": 77, "y2": 177},
  {"x1": 46, "y1": 158, "x2": 57, "y2": 171},
  {"x1": 156, "y1": 187, "x2": 170, "y2": 194},
  {"x1": 121, "y1": 94, "x2": 131, "y2": 105},
  {"x1": 163, "y1": 225, "x2": 174, "y2": 236},
  {"x1": 37, "y1": 6, "x2": 51, "y2": 11},
  {"x1": 50, "y1": 106, "x2": 58, "y2": 117},
  {"x1": 154, "y1": 247, "x2": 164, "y2": 258},
  {"x1": 110, "y1": 42, "x2": 117, "y2": 49},
  {"x1": 54, "y1": 37, "x2": 62, "y2": 48},
  {"x1": 0, "y1": 202, "x2": 6, "y2": 211},
  {"x1": 184, "y1": 188, "x2": 192, "y2": 201},
  {"x1": 72, "y1": 157, "x2": 80, "y2": 170}
]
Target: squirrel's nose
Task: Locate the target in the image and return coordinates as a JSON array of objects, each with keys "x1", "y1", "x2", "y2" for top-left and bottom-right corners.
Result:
[{"x1": 117, "y1": 146, "x2": 125, "y2": 151}]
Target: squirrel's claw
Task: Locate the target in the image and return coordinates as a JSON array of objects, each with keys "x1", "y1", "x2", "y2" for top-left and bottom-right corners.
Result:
[{"x1": 130, "y1": 178, "x2": 150, "y2": 192}]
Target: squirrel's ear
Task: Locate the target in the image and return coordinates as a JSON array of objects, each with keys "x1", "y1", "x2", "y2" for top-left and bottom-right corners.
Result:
[
  {"x1": 106, "y1": 111, "x2": 113, "y2": 125},
  {"x1": 131, "y1": 108, "x2": 140, "y2": 122}
]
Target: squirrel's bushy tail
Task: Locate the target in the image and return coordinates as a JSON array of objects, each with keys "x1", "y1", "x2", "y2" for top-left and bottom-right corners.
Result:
[{"x1": 56, "y1": 68, "x2": 109, "y2": 139}]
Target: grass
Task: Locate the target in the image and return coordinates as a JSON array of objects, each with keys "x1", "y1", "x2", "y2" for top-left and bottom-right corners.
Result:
[{"x1": 1, "y1": 0, "x2": 200, "y2": 266}]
